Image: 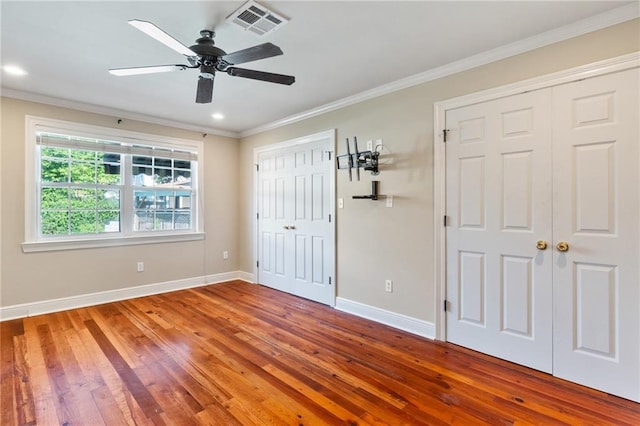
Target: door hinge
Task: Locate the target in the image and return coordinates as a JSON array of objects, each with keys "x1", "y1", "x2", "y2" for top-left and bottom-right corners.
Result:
[
  {"x1": 257, "y1": 212, "x2": 259, "y2": 220},
  {"x1": 326, "y1": 151, "x2": 333, "y2": 161},
  {"x1": 256, "y1": 260, "x2": 259, "y2": 268},
  {"x1": 329, "y1": 214, "x2": 332, "y2": 223},
  {"x1": 443, "y1": 300, "x2": 448, "y2": 312},
  {"x1": 443, "y1": 215, "x2": 448, "y2": 226},
  {"x1": 443, "y1": 129, "x2": 449, "y2": 143},
  {"x1": 255, "y1": 163, "x2": 259, "y2": 171},
  {"x1": 329, "y1": 276, "x2": 332, "y2": 285}
]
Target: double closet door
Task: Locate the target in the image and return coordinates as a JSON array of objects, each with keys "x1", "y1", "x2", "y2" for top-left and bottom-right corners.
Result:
[
  {"x1": 256, "y1": 136, "x2": 335, "y2": 306},
  {"x1": 445, "y1": 68, "x2": 639, "y2": 401}
]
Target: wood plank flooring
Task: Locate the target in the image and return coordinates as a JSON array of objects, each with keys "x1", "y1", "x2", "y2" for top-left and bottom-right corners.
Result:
[{"x1": 2, "y1": 280, "x2": 639, "y2": 425}]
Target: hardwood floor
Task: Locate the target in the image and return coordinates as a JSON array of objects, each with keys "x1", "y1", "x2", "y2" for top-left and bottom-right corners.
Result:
[{"x1": 2, "y1": 280, "x2": 638, "y2": 425}]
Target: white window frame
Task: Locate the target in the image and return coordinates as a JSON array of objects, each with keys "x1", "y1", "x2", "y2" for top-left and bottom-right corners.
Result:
[{"x1": 22, "y1": 116, "x2": 205, "y2": 253}]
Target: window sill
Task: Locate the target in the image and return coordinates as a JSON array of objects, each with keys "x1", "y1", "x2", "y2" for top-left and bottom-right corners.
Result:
[{"x1": 21, "y1": 232, "x2": 205, "y2": 253}]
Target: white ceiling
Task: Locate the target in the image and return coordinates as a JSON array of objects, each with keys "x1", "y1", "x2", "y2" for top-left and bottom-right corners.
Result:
[{"x1": 1, "y1": 1, "x2": 637, "y2": 136}]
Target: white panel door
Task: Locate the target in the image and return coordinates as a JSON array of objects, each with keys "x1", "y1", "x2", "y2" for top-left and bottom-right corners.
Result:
[
  {"x1": 257, "y1": 137, "x2": 335, "y2": 306},
  {"x1": 552, "y1": 68, "x2": 639, "y2": 401},
  {"x1": 257, "y1": 150, "x2": 292, "y2": 293},
  {"x1": 445, "y1": 89, "x2": 554, "y2": 373}
]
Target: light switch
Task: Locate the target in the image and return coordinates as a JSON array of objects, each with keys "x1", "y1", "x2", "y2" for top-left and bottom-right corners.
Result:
[
  {"x1": 366, "y1": 140, "x2": 373, "y2": 151},
  {"x1": 338, "y1": 198, "x2": 344, "y2": 209},
  {"x1": 375, "y1": 138, "x2": 383, "y2": 151}
]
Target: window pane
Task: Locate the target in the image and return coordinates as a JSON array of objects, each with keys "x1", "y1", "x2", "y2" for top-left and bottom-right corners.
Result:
[
  {"x1": 97, "y1": 189, "x2": 120, "y2": 210},
  {"x1": 134, "y1": 210, "x2": 154, "y2": 231},
  {"x1": 133, "y1": 156, "x2": 152, "y2": 166},
  {"x1": 174, "y1": 170, "x2": 191, "y2": 188},
  {"x1": 71, "y1": 150, "x2": 96, "y2": 162},
  {"x1": 175, "y1": 193, "x2": 191, "y2": 209},
  {"x1": 154, "y1": 167, "x2": 173, "y2": 186},
  {"x1": 132, "y1": 166, "x2": 153, "y2": 187},
  {"x1": 155, "y1": 157, "x2": 172, "y2": 168},
  {"x1": 99, "y1": 211, "x2": 120, "y2": 233},
  {"x1": 41, "y1": 146, "x2": 68, "y2": 159},
  {"x1": 41, "y1": 187, "x2": 68, "y2": 209},
  {"x1": 155, "y1": 191, "x2": 174, "y2": 209},
  {"x1": 174, "y1": 160, "x2": 190, "y2": 170},
  {"x1": 174, "y1": 211, "x2": 191, "y2": 229},
  {"x1": 134, "y1": 191, "x2": 153, "y2": 209},
  {"x1": 98, "y1": 153, "x2": 121, "y2": 185},
  {"x1": 41, "y1": 211, "x2": 69, "y2": 235},
  {"x1": 155, "y1": 210, "x2": 173, "y2": 230},
  {"x1": 70, "y1": 211, "x2": 98, "y2": 234},
  {"x1": 70, "y1": 161, "x2": 96, "y2": 183},
  {"x1": 41, "y1": 159, "x2": 69, "y2": 182},
  {"x1": 70, "y1": 188, "x2": 96, "y2": 209}
]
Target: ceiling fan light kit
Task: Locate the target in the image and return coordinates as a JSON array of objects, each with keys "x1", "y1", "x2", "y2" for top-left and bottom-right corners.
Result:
[{"x1": 109, "y1": 19, "x2": 295, "y2": 104}]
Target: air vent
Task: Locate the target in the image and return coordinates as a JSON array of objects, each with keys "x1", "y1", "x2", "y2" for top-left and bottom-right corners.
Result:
[{"x1": 226, "y1": 0, "x2": 289, "y2": 36}]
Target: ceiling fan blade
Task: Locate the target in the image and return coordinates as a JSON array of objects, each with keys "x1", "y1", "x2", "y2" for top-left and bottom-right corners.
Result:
[
  {"x1": 109, "y1": 65, "x2": 187, "y2": 76},
  {"x1": 128, "y1": 19, "x2": 196, "y2": 57},
  {"x1": 196, "y1": 77, "x2": 214, "y2": 103},
  {"x1": 220, "y1": 43, "x2": 283, "y2": 65},
  {"x1": 226, "y1": 67, "x2": 295, "y2": 85}
]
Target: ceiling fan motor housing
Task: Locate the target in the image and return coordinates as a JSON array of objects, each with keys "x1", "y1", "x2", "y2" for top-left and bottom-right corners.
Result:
[{"x1": 189, "y1": 30, "x2": 226, "y2": 58}]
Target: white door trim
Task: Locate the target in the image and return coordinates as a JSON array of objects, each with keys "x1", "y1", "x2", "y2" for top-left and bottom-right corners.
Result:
[
  {"x1": 433, "y1": 52, "x2": 640, "y2": 341},
  {"x1": 252, "y1": 129, "x2": 337, "y2": 304}
]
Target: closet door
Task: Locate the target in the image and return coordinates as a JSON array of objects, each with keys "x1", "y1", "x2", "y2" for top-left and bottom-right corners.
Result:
[
  {"x1": 552, "y1": 68, "x2": 639, "y2": 402},
  {"x1": 445, "y1": 89, "x2": 554, "y2": 373},
  {"x1": 257, "y1": 137, "x2": 335, "y2": 306}
]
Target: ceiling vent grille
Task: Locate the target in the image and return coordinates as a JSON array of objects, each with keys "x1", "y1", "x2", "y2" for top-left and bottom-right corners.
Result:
[{"x1": 226, "y1": 0, "x2": 289, "y2": 36}]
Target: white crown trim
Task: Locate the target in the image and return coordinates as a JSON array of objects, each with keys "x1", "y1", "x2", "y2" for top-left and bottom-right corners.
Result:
[
  {"x1": 0, "y1": 88, "x2": 239, "y2": 138},
  {"x1": 240, "y1": 3, "x2": 639, "y2": 137}
]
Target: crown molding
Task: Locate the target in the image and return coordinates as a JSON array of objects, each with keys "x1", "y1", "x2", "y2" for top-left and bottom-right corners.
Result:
[
  {"x1": 0, "y1": 88, "x2": 240, "y2": 139},
  {"x1": 240, "y1": 3, "x2": 639, "y2": 138}
]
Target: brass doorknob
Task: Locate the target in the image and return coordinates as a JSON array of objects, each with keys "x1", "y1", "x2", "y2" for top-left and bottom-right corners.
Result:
[
  {"x1": 556, "y1": 241, "x2": 569, "y2": 252},
  {"x1": 536, "y1": 240, "x2": 548, "y2": 250}
]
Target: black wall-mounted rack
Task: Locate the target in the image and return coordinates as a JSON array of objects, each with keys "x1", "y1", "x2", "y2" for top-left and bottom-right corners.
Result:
[
  {"x1": 352, "y1": 180, "x2": 380, "y2": 200},
  {"x1": 336, "y1": 136, "x2": 380, "y2": 181}
]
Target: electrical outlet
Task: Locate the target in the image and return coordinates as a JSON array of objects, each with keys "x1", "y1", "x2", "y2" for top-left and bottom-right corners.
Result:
[
  {"x1": 386, "y1": 195, "x2": 393, "y2": 208},
  {"x1": 366, "y1": 140, "x2": 373, "y2": 151},
  {"x1": 223, "y1": 251, "x2": 229, "y2": 260},
  {"x1": 137, "y1": 262, "x2": 144, "y2": 272},
  {"x1": 375, "y1": 138, "x2": 383, "y2": 151},
  {"x1": 385, "y1": 279, "x2": 393, "y2": 293},
  {"x1": 338, "y1": 198, "x2": 344, "y2": 209}
]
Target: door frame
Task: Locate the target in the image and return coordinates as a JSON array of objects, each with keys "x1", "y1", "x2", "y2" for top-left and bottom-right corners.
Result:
[
  {"x1": 432, "y1": 52, "x2": 639, "y2": 341},
  {"x1": 252, "y1": 129, "x2": 337, "y2": 305}
]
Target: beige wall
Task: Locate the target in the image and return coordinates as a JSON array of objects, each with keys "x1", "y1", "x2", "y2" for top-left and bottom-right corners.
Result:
[
  {"x1": 0, "y1": 98, "x2": 240, "y2": 307},
  {"x1": 239, "y1": 20, "x2": 640, "y2": 323},
  {"x1": 1, "y1": 19, "x2": 638, "y2": 319}
]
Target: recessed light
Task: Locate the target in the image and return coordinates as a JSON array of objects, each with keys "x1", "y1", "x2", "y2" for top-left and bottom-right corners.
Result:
[
  {"x1": 211, "y1": 113, "x2": 224, "y2": 120},
  {"x1": 3, "y1": 65, "x2": 28, "y2": 76}
]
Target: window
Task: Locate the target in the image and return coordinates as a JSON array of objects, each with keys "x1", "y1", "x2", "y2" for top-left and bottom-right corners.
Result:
[{"x1": 23, "y1": 117, "x2": 204, "y2": 252}]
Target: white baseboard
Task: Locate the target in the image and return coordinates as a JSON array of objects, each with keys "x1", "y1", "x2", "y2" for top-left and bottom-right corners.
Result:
[
  {"x1": 236, "y1": 271, "x2": 255, "y2": 283},
  {"x1": 0, "y1": 271, "x2": 252, "y2": 321},
  {"x1": 335, "y1": 297, "x2": 436, "y2": 340}
]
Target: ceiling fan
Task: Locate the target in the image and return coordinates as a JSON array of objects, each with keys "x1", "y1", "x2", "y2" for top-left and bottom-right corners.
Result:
[{"x1": 109, "y1": 20, "x2": 295, "y2": 104}]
